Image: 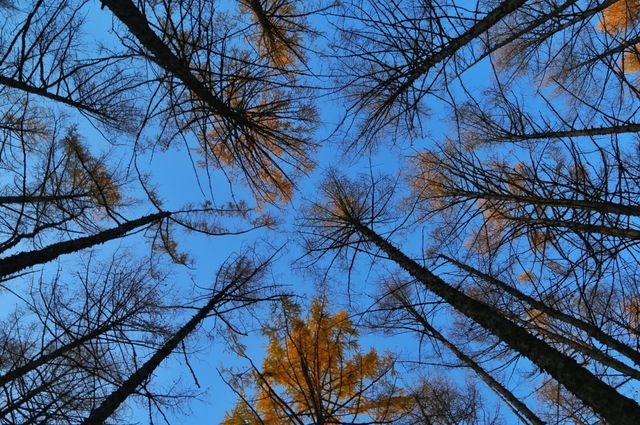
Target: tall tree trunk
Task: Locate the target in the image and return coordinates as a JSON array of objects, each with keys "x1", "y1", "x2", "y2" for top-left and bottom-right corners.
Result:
[
  {"x1": 0, "y1": 75, "x2": 112, "y2": 122},
  {"x1": 348, "y1": 218, "x2": 640, "y2": 425},
  {"x1": 384, "y1": 0, "x2": 527, "y2": 101},
  {"x1": 99, "y1": 0, "x2": 248, "y2": 127},
  {"x1": 516, "y1": 319, "x2": 640, "y2": 381},
  {"x1": 502, "y1": 214, "x2": 640, "y2": 240},
  {"x1": 0, "y1": 194, "x2": 91, "y2": 204},
  {"x1": 398, "y1": 298, "x2": 545, "y2": 425},
  {"x1": 0, "y1": 322, "x2": 119, "y2": 387},
  {"x1": 486, "y1": 123, "x2": 640, "y2": 142},
  {"x1": 464, "y1": 0, "x2": 579, "y2": 73},
  {"x1": 442, "y1": 189, "x2": 640, "y2": 218},
  {"x1": 80, "y1": 277, "x2": 243, "y2": 424},
  {"x1": 0, "y1": 212, "x2": 169, "y2": 279},
  {"x1": 440, "y1": 255, "x2": 640, "y2": 367}
]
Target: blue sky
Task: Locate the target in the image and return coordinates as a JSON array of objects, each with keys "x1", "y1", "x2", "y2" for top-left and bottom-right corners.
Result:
[{"x1": 0, "y1": 0, "x2": 596, "y2": 423}]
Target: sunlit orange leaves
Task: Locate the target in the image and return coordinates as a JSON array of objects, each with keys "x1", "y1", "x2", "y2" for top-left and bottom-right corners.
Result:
[
  {"x1": 598, "y1": 0, "x2": 640, "y2": 33},
  {"x1": 598, "y1": 0, "x2": 640, "y2": 72},
  {"x1": 222, "y1": 297, "x2": 413, "y2": 424}
]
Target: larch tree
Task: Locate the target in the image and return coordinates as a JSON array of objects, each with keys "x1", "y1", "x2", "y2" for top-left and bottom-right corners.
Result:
[
  {"x1": 80, "y1": 254, "x2": 276, "y2": 425},
  {"x1": 309, "y1": 0, "x2": 640, "y2": 422},
  {"x1": 0, "y1": 0, "x2": 315, "y2": 282},
  {"x1": 221, "y1": 297, "x2": 415, "y2": 424},
  {"x1": 0, "y1": 256, "x2": 171, "y2": 424},
  {"x1": 370, "y1": 275, "x2": 545, "y2": 425},
  {"x1": 99, "y1": 0, "x2": 319, "y2": 204},
  {"x1": 301, "y1": 172, "x2": 640, "y2": 424},
  {"x1": 0, "y1": 1, "x2": 264, "y2": 280}
]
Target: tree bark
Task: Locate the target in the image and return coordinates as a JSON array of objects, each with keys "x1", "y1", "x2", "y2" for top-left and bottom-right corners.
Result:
[
  {"x1": 400, "y1": 299, "x2": 545, "y2": 425},
  {"x1": 445, "y1": 189, "x2": 640, "y2": 218},
  {"x1": 349, "y1": 218, "x2": 640, "y2": 425},
  {"x1": 441, "y1": 255, "x2": 640, "y2": 367},
  {"x1": 385, "y1": 0, "x2": 527, "y2": 102},
  {"x1": 0, "y1": 194, "x2": 91, "y2": 204},
  {"x1": 493, "y1": 123, "x2": 640, "y2": 142},
  {"x1": 0, "y1": 212, "x2": 169, "y2": 279},
  {"x1": 521, "y1": 320, "x2": 640, "y2": 381},
  {"x1": 501, "y1": 214, "x2": 640, "y2": 240},
  {"x1": 464, "y1": 0, "x2": 579, "y2": 72},
  {"x1": 99, "y1": 0, "x2": 251, "y2": 129},
  {"x1": 80, "y1": 281, "x2": 235, "y2": 424}
]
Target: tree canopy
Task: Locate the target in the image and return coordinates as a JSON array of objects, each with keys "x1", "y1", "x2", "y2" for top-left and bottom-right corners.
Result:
[{"x1": 222, "y1": 298, "x2": 413, "y2": 424}]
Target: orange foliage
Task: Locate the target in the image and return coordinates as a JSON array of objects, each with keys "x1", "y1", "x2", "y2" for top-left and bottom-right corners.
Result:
[
  {"x1": 203, "y1": 85, "x2": 313, "y2": 205},
  {"x1": 413, "y1": 150, "x2": 559, "y2": 257},
  {"x1": 598, "y1": 0, "x2": 640, "y2": 72},
  {"x1": 623, "y1": 296, "x2": 640, "y2": 329},
  {"x1": 62, "y1": 130, "x2": 121, "y2": 208},
  {"x1": 411, "y1": 151, "x2": 453, "y2": 209},
  {"x1": 222, "y1": 298, "x2": 413, "y2": 424},
  {"x1": 598, "y1": 0, "x2": 640, "y2": 34},
  {"x1": 517, "y1": 270, "x2": 536, "y2": 282},
  {"x1": 525, "y1": 308, "x2": 550, "y2": 330}
]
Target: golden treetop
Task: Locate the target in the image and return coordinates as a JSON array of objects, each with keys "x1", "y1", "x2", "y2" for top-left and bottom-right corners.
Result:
[
  {"x1": 222, "y1": 297, "x2": 414, "y2": 424},
  {"x1": 598, "y1": 0, "x2": 640, "y2": 71}
]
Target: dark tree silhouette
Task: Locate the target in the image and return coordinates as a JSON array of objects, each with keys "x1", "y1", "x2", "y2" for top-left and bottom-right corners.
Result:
[{"x1": 302, "y1": 173, "x2": 640, "y2": 425}]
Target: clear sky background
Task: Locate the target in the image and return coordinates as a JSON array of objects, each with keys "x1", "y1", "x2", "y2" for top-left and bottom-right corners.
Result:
[{"x1": 0, "y1": 1, "x2": 539, "y2": 423}]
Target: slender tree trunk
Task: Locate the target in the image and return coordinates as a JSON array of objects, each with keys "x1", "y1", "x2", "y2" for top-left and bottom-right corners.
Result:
[
  {"x1": 440, "y1": 255, "x2": 640, "y2": 366},
  {"x1": 399, "y1": 299, "x2": 545, "y2": 425},
  {"x1": 0, "y1": 194, "x2": 91, "y2": 204},
  {"x1": 0, "y1": 75, "x2": 112, "y2": 121},
  {"x1": 502, "y1": 214, "x2": 640, "y2": 240},
  {"x1": 387, "y1": 0, "x2": 527, "y2": 98},
  {"x1": 0, "y1": 212, "x2": 169, "y2": 278},
  {"x1": 573, "y1": 33, "x2": 640, "y2": 70},
  {"x1": 519, "y1": 320, "x2": 640, "y2": 381},
  {"x1": 464, "y1": 0, "x2": 621, "y2": 75},
  {"x1": 80, "y1": 282, "x2": 235, "y2": 424},
  {"x1": 99, "y1": 0, "x2": 249, "y2": 127},
  {"x1": 349, "y1": 218, "x2": 640, "y2": 424},
  {"x1": 464, "y1": 0, "x2": 579, "y2": 72},
  {"x1": 0, "y1": 322, "x2": 117, "y2": 387},
  {"x1": 492, "y1": 123, "x2": 640, "y2": 142},
  {"x1": 445, "y1": 189, "x2": 640, "y2": 218}
]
